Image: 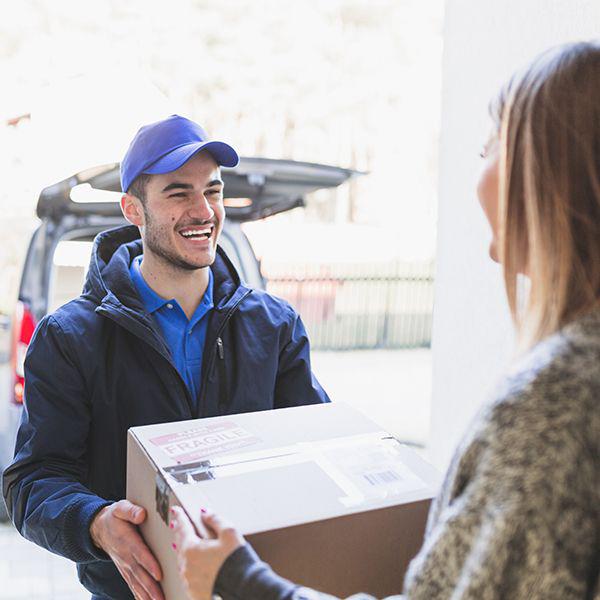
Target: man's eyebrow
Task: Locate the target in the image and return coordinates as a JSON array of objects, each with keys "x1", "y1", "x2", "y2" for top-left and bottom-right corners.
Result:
[
  {"x1": 161, "y1": 182, "x2": 194, "y2": 193},
  {"x1": 161, "y1": 180, "x2": 224, "y2": 193}
]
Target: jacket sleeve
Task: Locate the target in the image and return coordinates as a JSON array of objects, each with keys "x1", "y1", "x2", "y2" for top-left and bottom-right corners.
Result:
[
  {"x1": 216, "y1": 544, "x2": 400, "y2": 600},
  {"x1": 2, "y1": 315, "x2": 112, "y2": 563},
  {"x1": 402, "y1": 381, "x2": 598, "y2": 599},
  {"x1": 273, "y1": 306, "x2": 330, "y2": 409}
]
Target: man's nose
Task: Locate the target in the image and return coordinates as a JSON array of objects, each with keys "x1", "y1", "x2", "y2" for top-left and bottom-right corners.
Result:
[{"x1": 189, "y1": 193, "x2": 214, "y2": 221}]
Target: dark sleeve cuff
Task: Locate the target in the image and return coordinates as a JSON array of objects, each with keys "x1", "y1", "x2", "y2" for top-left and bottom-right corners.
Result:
[
  {"x1": 63, "y1": 496, "x2": 114, "y2": 563},
  {"x1": 215, "y1": 544, "x2": 300, "y2": 600}
]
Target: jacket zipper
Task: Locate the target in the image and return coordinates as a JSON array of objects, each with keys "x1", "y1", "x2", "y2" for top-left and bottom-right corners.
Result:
[
  {"x1": 215, "y1": 336, "x2": 227, "y2": 412},
  {"x1": 197, "y1": 289, "x2": 252, "y2": 417}
]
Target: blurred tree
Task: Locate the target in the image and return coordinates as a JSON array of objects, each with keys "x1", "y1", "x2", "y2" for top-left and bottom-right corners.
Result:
[{"x1": 0, "y1": 0, "x2": 443, "y2": 311}]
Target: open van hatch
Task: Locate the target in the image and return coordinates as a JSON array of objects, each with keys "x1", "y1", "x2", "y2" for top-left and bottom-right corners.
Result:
[{"x1": 36, "y1": 157, "x2": 362, "y2": 222}]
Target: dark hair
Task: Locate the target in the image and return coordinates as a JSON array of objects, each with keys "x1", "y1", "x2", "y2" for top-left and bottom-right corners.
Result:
[{"x1": 127, "y1": 173, "x2": 152, "y2": 202}]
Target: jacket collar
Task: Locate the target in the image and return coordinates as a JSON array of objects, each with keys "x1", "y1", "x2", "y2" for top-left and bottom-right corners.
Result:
[{"x1": 83, "y1": 225, "x2": 249, "y2": 316}]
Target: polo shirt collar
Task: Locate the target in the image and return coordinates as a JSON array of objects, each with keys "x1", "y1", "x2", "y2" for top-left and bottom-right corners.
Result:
[
  {"x1": 130, "y1": 255, "x2": 169, "y2": 313},
  {"x1": 129, "y1": 255, "x2": 214, "y2": 319}
]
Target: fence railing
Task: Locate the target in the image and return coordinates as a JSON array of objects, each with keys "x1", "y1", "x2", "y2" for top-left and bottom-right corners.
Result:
[
  {"x1": 264, "y1": 261, "x2": 435, "y2": 351},
  {"x1": 0, "y1": 314, "x2": 10, "y2": 363}
]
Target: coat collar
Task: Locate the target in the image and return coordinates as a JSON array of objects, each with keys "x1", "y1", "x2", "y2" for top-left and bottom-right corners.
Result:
[{"x1": 83, "y1": 224, "x2": 249, "y2": 315}]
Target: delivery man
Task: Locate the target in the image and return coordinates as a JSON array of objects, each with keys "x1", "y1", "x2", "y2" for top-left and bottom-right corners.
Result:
[{"x1": 3, "y1": 115, "x2": 329, "y2": 600}]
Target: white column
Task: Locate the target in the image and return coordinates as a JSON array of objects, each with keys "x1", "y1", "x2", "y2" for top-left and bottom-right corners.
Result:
[{"x1": 430, "y1": 0, "x2": 600, "y2": 469}]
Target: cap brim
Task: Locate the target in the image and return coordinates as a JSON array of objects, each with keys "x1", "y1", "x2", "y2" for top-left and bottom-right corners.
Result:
[{"x1": 143, "y1": 140, "x2": 239, "y2": 175}]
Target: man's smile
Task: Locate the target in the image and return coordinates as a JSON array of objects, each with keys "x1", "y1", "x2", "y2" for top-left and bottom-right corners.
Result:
[{"x1": 177, "y1": 224, "x2": 215, "y2": 242}]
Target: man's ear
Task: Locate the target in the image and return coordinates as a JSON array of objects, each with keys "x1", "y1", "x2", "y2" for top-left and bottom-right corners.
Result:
[{"x1": 120, "y1": 193, "x2": 144, "y2": 226}]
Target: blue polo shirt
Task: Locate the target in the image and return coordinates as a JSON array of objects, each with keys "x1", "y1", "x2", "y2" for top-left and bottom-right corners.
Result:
[{"x1": 129, "y1": 255, "x2": 213, "y2": 410}]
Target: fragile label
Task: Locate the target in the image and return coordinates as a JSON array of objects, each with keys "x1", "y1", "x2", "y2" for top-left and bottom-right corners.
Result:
[{"x1": 149, "y1": 421, "x2": 261, "y2": 463}]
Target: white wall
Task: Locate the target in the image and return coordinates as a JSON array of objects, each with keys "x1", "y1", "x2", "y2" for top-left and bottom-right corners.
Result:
[{"x1": 429, "y1": 0, "x2": 600, "y2": 469}]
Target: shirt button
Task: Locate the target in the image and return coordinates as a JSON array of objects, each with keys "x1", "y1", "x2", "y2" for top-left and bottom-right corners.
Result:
[{"x1": 166, "y1": 303, "x2": 173, "y2": 309}]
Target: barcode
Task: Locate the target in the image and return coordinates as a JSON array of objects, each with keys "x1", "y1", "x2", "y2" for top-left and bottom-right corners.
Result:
[{"x1": 363, "y1": 470, "x2": 402, "y2": 486}]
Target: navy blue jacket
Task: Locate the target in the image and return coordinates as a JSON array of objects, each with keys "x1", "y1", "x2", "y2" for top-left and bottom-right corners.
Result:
[{"x1": 2, "y1": 225, "x2": 329, "y2": 599}]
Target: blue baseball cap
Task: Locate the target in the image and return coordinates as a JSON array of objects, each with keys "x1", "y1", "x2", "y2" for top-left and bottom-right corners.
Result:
[{"x1": 120, "y1": 114, "x2": 239, "y2": 193}]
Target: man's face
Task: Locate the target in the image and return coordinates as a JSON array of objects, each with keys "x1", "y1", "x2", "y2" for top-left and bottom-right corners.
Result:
[{"x1": 138, "y1": 151, "x2": 224, "y2": 271}]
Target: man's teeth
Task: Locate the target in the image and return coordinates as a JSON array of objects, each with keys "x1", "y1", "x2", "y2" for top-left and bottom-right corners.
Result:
[{"x1": 180, "y1": 229, "x2": 211, "y2": 238}]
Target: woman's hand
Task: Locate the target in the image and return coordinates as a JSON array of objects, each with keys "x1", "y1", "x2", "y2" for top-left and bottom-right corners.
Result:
[{"x1": 170, "y1": 506, "x2": 245, "y2": 600}]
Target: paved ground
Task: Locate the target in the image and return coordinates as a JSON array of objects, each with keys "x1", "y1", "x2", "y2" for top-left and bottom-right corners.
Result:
[
  {"x1": 0, "y1": 348, "x2": 431, "y2": 598},
  {"x1": 311, "y1": 348, "x2": 432, "y2": 448},
  {"x1": 0, "y1": 524, "x2": 88, "y2": 599}
]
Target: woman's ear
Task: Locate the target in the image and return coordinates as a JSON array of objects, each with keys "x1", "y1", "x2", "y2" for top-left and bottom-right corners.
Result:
[{"x1": 120, "y1": 193, "x2": 144, "y2": 226}]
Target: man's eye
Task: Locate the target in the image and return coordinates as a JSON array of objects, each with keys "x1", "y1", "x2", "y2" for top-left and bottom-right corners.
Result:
[
  {"x1": 169, "y1": 193, "x2": 187, "y2": 198},
  {"x1": 207, "y1": 190, "x2": 222, "y2": 196}
]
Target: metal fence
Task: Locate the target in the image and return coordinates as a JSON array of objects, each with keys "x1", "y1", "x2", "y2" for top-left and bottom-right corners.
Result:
[
  {"x1": 0, "y1": 314, "x2": 10, "y2": 363},
  {"x1": 265, "y1": 261, "x2": 435, "y2": 351}
]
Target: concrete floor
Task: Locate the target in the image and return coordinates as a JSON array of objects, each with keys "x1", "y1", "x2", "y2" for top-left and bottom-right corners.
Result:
[
  {"x1": 312, "y1": 348, "x2": 431, "y2": 448},
  {"x1": 0, "y1": 348, "x2": 432, "y2": 598},
  {"x1": 0, "y1": 523, "x2": 88, "y2": 599}
]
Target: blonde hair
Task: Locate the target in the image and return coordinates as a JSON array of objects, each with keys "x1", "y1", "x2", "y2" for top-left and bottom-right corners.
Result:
[{"x1": 494, "y1": 42, "x2": 600, "y2": 350}]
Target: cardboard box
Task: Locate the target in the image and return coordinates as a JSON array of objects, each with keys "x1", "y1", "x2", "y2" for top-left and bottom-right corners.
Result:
[{"x1": 127, "y1": 403, "x2": 441, "y2": 599}]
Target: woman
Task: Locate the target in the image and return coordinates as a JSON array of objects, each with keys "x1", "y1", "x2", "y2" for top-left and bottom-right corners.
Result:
[{"x1": 171, "y1": 41, "x2": 600, "y2": 599}]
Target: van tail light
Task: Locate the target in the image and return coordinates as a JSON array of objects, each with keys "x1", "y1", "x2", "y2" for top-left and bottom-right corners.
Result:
[{"x1": 11, "y1": 301, "x2": 36, "y2": 405}]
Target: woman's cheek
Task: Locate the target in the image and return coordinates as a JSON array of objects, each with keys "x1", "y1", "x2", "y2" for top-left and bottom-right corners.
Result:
[{"x1": 477, "y1": 156, "x2": 501, "y2": 262}]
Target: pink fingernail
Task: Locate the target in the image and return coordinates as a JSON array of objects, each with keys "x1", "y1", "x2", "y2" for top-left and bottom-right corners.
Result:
[
  {"x1": 172, "y1": 542, "x2": 177, "y2": 550},
  {"x1": 200, "y1": 507, "x2": 207, "y2": 514},
  {"x1": 170, "y1": 507, "x2": 175, "y2": 514},
  {"x1": 169, "y1": 522, "x2": 174, "y2": 529}
]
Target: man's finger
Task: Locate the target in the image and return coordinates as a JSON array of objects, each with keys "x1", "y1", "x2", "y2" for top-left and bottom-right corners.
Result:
[
  {"x1": 131, "y1": 582, "x2": 151, "y2": 600},
  {"x1": 129, "y1": 531, "x2": 163, "y2": 582},
  {"x1": 113, "y1": 499, "x2": 146, "y2": 525},
  {"x1": 117, "y1": 562, "x2": 151, "y2": 600},
  {"x1": 130, "y1": 582, "x2": 151, "y2": 600},
  {"x1": 131, "y1": 562, "x2": 165, "y2": 600},
  {"x1": 171, "y1": 505, "x2": 199, "y2": 549}
]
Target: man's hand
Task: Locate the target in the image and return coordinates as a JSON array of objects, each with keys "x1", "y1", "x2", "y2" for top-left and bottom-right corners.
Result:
[{"x1": 90, "y1": 500, "x2": 164, "y2": 600}]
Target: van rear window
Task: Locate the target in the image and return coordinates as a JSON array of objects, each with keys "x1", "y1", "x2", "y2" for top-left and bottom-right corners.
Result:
[{"x1": 49, "y1": 241, "x2": 93, "y2": 313}]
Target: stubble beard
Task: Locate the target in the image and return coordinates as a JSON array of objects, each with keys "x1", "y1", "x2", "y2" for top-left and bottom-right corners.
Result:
[{"x1": 142, "y1": 205, "x2": 215, "y2": 272}]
